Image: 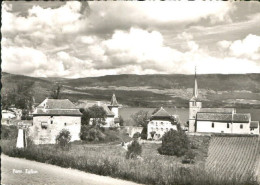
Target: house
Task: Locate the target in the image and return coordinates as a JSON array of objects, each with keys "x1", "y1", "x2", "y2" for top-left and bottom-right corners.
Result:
[
  {"x1": 30, "y1": 98, "x2": 82, "y2": 144},
  {"x1": 147, "y1": 107, "x2": 179, "y2": 140},
  {"x1": 188, "y1": 70, "x2": 259, "y2": 135},
  {"x1": 85, "y1": 94, "x2": 120, "y2": 127}
]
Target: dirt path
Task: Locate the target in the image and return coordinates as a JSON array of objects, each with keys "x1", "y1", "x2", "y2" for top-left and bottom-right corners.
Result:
[{"x1": 1, "y1": 154, "x2": 141, "y2": 185}]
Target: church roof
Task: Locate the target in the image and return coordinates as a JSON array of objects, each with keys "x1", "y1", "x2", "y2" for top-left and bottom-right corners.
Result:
[
  {"x1": 190, "y1": 67, "x2": 199, "y2": 101},
  {"x1": 152, "y1": 107, "x2": 172, "y2": 118},
  {"x1": 196, "y1": 112, "x2": 251, "y2": 123},
  {"x1": 199, "y1": 108, "x2": 235, "y2": 114},
  {"x1": 233, "y1": 113, "x2": 251, "y2": 123},
  {"x1": 250, "y1": 121, "x2": 259, "y2": 128},
  {"x1": 197, "y1": 113, "x2": 232, "y2": 122},
  {"x1": 110, "y1": 93, "x2": 119, "y2": 107}
]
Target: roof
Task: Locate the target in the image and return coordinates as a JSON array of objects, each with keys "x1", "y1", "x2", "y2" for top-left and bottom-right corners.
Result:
[
  {"x1": 152, "y1": 107, "x2": 172, "y2": 118},
  {"x1": 33, "y1": 98, "x2": 82, "y2": 116},
  {"x1": 110, "y1": 93, "x2": 119, "y2": 107},
  {"x1": 85, "y1": 103, "x2": 115, "y2": 117},
  {"x1": 197, "y1": 113, "x2": 232, "y2": 122},
  {"x1": 197, "y1": 112, "x2": 251, "y2": 123},
  {"x1": 37, "y1": 99, "x2": 77, "y2": 109},
  {"x1": 33, "y1": 109, "x2": 82, "y2": 116},
  {"x1": 233, "y1": 113, "x2": 250, "y2": 123},
  {"x1": 199, "y1": 108, "x2": 235, "y2": 114},
  {"x1": 250, "y1": 121, "x2": 259, "y2": 128}
]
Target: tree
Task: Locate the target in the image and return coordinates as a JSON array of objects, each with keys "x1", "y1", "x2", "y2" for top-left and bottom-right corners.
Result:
[
  {"x1": 80, "y1": 125, "x2": 105, "y2": 142},
  {"x1": 126, "y1": 140, "x2": 142, "y2": 159},
  {"x1": 119, "y1": 115, "x2": 124, "y2": 126},
  {"x1": 80, "y1": 105, "x2": 107, "y2": 127},
  {"x1": 50, "y1": 84, "x2": 62, "y2": 99},
  {"x1": 158, "y1": 128, "x2": 190, "y2": 157},
  {"x1": 56, "y1": 129, "x2": 71, "y2": 150},
  {"x1": 131, "y1": 110, "x2": 149, "y2": 128}
]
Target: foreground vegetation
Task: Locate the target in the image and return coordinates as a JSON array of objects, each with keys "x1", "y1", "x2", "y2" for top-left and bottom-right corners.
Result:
[{"x1": 1, "y1": 138, "x2": 258, "y2": 185}]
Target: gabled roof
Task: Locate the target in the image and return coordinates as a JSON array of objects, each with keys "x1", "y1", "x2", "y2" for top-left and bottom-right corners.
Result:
[
  {"x1": 197, "y1": 112, "x2": 251, "y2": 123},
  {"x1": 37, "y1": 99, "x2": 77, "y2": 109},
  {"x1": 197, "y1": 113, "x2": 232, "y2": 122},
  {"x1": 250, "y1": 121, "x2": 259, "y2": 128},
  {"x1": 152, "y1": 107, "x2": 171, "y2": 118},
  {"x1": 199, "y1": 108, "x2": 235, "y2": 114},
  {"x1": 33, "y1": 98, "x2": 81, "y2": 116},
  {"x1": 85, "y1": 103, "x2": 115, "y2": 117},
  {"x1": 110, "y1": 93, "x2": 119, "y2": 107},
  {"x1": 233, "y1": 113, "x2": 250, "y2": 123}
]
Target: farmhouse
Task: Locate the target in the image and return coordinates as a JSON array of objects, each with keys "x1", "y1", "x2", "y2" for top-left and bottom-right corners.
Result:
[
  {"x1": 87, "y1": 94, "x2": 120, "y2": 127},
  {"x1": 147, "y1": 107, "x2": 179, "y2": 140},
  {"x1": 30, "y1": 98, "x2": 82, "y2": 144},
  {"x1": 188, "y1": 71, "x2": 259, "y2": 135}
]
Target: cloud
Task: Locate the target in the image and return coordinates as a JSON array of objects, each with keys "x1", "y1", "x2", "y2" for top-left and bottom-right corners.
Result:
[{"x1": 218, "y1": 34, "x2": 260, "y2": 60}]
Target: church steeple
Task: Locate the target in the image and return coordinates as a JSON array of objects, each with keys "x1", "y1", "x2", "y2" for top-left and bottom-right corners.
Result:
[
  {"x1": 191, "y1": 66, "x2": 198, "y2": 101},
  {"x1": 110, "y1": 93, "x2": 119, "y2": 107}
]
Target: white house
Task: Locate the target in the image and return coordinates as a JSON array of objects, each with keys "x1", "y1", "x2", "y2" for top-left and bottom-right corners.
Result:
[
  {"x1": 147, "y1": 107, "x2": 179, "y2": 140},
  {"x1": 30, "y1": 98, "x2": 82, "y2": 144},
  {"x1": 87, "y1": 94, "x2": 120, "y2": 128},
  {"x1": 188, "y1": 70, "x2": 259, "y2": 135}
]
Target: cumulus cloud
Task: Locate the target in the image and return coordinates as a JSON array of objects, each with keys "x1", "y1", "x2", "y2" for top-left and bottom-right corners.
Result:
[{"x1": 1, "y1": 1, "x2": 260, "y2": 77}]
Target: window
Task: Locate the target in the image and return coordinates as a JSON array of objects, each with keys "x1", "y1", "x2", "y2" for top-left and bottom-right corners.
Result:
[
  {"x1": 41, "y1": 122, "x2": 47, "y2": 129},
  {"x1": 227, "y1": 123, "x2": 230, "y2": 128},
  {"x1": 156, "y1": 122, "x2": 158, "y2": 126},
  {"x1": 64, "y1": 123, "x2": 67, "y2": 126},
  {"x1": 161, "y1": 128, "x2": 163, "y2": 131},
  {"x1": 166, "y1": 128, "x2": 169, "y2": 132},
  {"x1": 212, "y1": 122, "x2": 214, "y2": 128},
  {"x1": 51, "y1": 120, "x2": 53, "y2": 124},
  {"x1": 240, "y1": 124, "x2": 243, "y2": 129},
  {"x1": 161, "y1": 122, "x2": 163, "y2": 125},
  {"x1": 156, "y1": 128, "x2": 158, "y2": 131}
]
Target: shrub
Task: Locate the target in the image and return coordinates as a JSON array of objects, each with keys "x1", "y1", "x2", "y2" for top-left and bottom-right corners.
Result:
[
  {"x1": 182, "y1": 150, "x2": 196, "y2": 164},
  {"x1": 133, "y1": 132, "x2": 141, "y2": 139},
  {"x1": 80, "y1": 125, "x2": 105, "y2": 142},
  {"x1": 56, "y1": 129, "x2": 71, "y2": 150},
  {"x1": 158, "y1": 128, "x2": 190, "y2": 157},
  {"x1": 1, "y1": 125, "x2": 18, "y2": 140},
  {"x1": 126, "y1": 140, "x2": 142, "y2": 159}
]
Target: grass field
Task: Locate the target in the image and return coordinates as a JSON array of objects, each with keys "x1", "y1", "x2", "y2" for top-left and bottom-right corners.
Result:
[
  {"x1": 1, "y1": 134, "x2": 258, "y2": 185},
  {"x1": 206, "y1": 136, "x2": 260, "y2": 180}
]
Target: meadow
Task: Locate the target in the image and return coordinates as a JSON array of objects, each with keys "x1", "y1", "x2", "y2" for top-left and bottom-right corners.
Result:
[{"x1": 1, "y1": 135, "x2": 258, "y2": 185}]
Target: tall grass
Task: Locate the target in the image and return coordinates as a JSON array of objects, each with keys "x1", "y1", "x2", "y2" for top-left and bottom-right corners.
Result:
[{"x1": 1, "y1": 140, "x2": 258, "y2": 185}]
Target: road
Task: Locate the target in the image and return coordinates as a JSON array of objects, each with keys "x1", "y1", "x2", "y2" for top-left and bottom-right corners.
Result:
[{"x1": 1, "y1": 154, "x2": 141, "y2": 185}]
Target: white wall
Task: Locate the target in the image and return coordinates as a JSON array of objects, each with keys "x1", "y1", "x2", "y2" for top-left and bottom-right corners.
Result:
[
  {"x1": 147, "y1": 120, "x2": 177, "y2": 140},
  {"x1": 30, "y1": 116, "x2": 81, "y2": 144},
  {"x1": 250, "y1": 127, "x2": 259, "y2": 135},
  {"x1": 111, "y1": 107, "x2": 119, "y2": 118},
  {"x1": 196, "y1": 121, "x2": 250, "y2": 134}
]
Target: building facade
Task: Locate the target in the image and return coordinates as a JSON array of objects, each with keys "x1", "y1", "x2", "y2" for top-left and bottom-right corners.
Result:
[
  {"x1": 30, "y1": 98, "x2": 82, "y2": 144},
  {"x1": 88, "y1": 94, "x2": 120, "y2": 127},
  {"x1": 147, "y1": 107, "x2": 179, "y2": 140},
  {"x1": 188, "y1": 71, "x2": 259, "y2": 135}
]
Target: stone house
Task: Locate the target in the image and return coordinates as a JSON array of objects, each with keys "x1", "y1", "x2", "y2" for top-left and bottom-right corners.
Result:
[
  {"x1": 30, "y1": 98, "x2": 82, "y2": 144},
  {"x1": 147, "y1": 107, "x2": 179, "y2": 140}
]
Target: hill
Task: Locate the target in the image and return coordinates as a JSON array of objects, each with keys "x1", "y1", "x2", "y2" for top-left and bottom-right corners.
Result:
[
  {"x1": 1, "y1": 72, "x2": 260, "y2": 108},
  {"x1": 206, "y1": 136, "x2": 260, "y2": 180}
]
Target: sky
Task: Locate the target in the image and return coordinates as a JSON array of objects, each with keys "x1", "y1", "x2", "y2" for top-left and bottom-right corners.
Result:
[{"x1": 1, "y1": 1, "x2": 260, "y2": 78}]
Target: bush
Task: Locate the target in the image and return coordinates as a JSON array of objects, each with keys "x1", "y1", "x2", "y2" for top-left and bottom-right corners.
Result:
[
  {"x1": 182, "y1": 150, "x2": 196, "y2": 164},
  {"x1": 1, "y1": 125, "x2": 18, "y2": 140},
  {"x1": 133, "y1": 132, "x2": 141, "y2": 139},
  {"x1": 56, "y1": 129, "x2": 71, "y2": 150},
  {"x1": 80, "y1": 125, "x2": 105, "y2": 142},
  {"x1": 126, "y1": 140, "x2": 142, "y2": 159},
  {"x1": 158, "y1": 128, "x2": 190, "y2": 157}
]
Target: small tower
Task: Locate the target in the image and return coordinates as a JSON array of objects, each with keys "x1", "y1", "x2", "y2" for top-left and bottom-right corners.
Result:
[
  {"x1": 108, "y1": 93, "x2": 119, "y2": 118},
  {"x1": 189, "y1": 67, "x2": 202, "y2": 132}
]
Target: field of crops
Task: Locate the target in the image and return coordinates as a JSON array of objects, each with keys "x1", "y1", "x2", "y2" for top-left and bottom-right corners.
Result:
[{"x1": 206, "y1": 136, "x2": 260, "y2": 180}]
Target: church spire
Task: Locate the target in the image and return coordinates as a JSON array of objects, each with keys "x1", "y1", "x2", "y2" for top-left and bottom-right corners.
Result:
[
  {"x1": 110, "y1": 93, "x2": 119, "y2": 107},
  {"x1": 191, "y1": 66, "x2": 198, "y2": 101}
]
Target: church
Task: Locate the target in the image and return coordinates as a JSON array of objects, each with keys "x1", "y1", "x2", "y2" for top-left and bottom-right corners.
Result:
[{"x1": 188, "y1": 70, "x2": 259, "y2": 135}]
